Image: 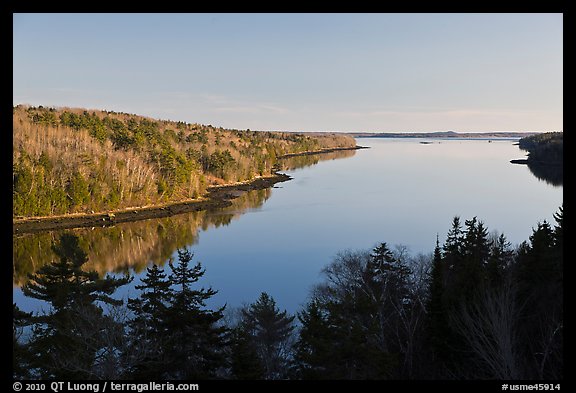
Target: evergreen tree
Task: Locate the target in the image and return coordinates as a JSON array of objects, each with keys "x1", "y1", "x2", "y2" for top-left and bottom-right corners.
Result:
[
  {"x1": 22, "y1": 233, "x2": 131, "y2": 379},
  {"x1": 126, "y1": 264, "x2": 172, "y2": 379},
  {"x1": 293, "y1": 299, "x2": 336, "y2": 379},
  {"x1": 551, "y1": 205, "x2": 563, "y2": 276},
  {"x1": 439, "y1": 217, "x2": 493, "y2": 376},
  {"x1": 129, "y1": 264, "x2": 171, "y2": 333},
  {"x1": 364, "y1": 242, "x2": 413, "y2": 376},
  {"x1": 459, "y1": 217, "x2": 491, "y2": 298},
  {"x1": 229, "y1": 325, "x2": 264, "y2": 380},
  {"x1": 442, "y1": 216, "x2": 465, "y2": 305},
  {"x1": 462, "y1": 217, "x2": 491, "y2": 267},
  {"x1": 443, "y1": 216, "x2": 464, "y2": 261},
  {"x1": 303, "y1": 248, "x2": 414, "y2": 379},
  {"x1": 366, "y1": 242, "x2": 412, "y2": 304},
  {"x1": 486, "y1": 233, "x2": 514, "y2": 287},
  {"x1": 517, "y1": 221, "x2": 556, "y2": 291},
  {"x1": 162, "y1": 248, "x2": 227, "y2": 379},
  {"x1": 426, "y1": 236, "x2": 450, "y2": 369},
  {"x1": 515, "y1": 217, "x2": 562, "y2": 379},
  {"x1": 13, "y1": 304, "x2": 33, "y2": 379},
  {"x1": 239, "y1": 292, "x2": 295, "y2": 379}
]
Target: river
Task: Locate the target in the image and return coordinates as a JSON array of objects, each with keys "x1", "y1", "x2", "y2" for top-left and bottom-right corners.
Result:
[{"x1": 13, "y1": 138, "x2": 563, "y2": 314}]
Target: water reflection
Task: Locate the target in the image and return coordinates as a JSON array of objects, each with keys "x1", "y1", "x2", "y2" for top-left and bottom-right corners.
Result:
[
  {"x1": 278, "y1": 149, "x2": 356, "y2": 171},
  {"x1": 13, "y1": 188, "x2": 271, "y2": 286},
  {"x1": 526, "y1": 162, "x2": 563, "y2": 187},
  {"x1": 13, "y1": 149, "x2": 357, "y2": 287}
]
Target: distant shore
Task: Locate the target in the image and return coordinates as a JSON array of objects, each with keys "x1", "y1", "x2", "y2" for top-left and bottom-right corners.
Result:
[
  {"x1": 350, "y1": 131, "x2": 537, "y2": 139},
  {"x1": 13, "y1": 146, "x2": 364, "y2": 234}
]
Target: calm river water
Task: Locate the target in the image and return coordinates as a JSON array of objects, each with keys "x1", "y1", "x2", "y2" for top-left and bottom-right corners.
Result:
[{"x1": 13, "y1": 138, "x2": 563, "y2": 314}]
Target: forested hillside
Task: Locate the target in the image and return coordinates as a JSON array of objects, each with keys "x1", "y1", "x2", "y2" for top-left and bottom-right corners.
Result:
[{"x1": 13, "y1": 105, "x2": 355, "y2": 217}]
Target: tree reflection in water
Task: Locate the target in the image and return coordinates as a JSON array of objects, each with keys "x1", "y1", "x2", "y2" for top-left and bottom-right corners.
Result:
[{"x1": 13, "y1": 149, "x2": 357, "y2": 286}]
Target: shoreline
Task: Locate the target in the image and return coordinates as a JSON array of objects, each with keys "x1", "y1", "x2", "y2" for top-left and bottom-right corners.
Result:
[
  {"x1": 13, "y1": 173, "x2": 292, "y2": 235},
  {"x1": 277, "y1": 145, "x2": 368, "y2": 159},
  {"x1": 13, "y1": 145, "x2": 364, "y2": 234}
]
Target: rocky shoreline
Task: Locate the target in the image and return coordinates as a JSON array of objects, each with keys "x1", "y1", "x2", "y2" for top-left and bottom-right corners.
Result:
[
  {"x1": 277, "y1": 145, "x2": 369, "y2": 159},
  {"x1": 12, "y1": 146, "x2": 367, "y2": 235},
  {"x1": 13, "y1": 173, "x2": 292, "y2": 235},
  {"x1": 13, "y1": 145, "x2": 366, "y2": 234}
]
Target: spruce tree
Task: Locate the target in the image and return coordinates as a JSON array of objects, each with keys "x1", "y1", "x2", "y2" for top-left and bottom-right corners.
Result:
[
  {"x1": 229, "y1": 326, "x2": 264, "y2": 379},
  {"x1": 13, "y1": 304, "x2": 33, "y2": 379},
  {"x1": 162, "y1": 248, "x2": 227, "y2": 379},
  {"x1": 515, "y1": 218, "x2": 562, "y2": 379},
  {"x1": 426, "y1": 236, "x2": 450, "y2": 370},
  {"x1": 459, "y1": 217, "x2": 491, "y2": 299},
  {"x1": 239, "y1": 292, "x2": 295, "y2": 379},
  {"x1": 22, "y1": 233, "x2": 131, "y2": 379},
  {"x1": 126, "y1": 264, "x2": 172, "y2": 379},
  {"x1": 293, "y1": 299, "x2": 336, "y2": 379},
  {"x1": 366, "y1": 242, "x2": 411, "y2": 304},
  {"x1": 486, "y1": 233, "x2": 513, "y2": 287},
  {"x1": 443, "y1": 216, "x2": 464, "y2": 262}
]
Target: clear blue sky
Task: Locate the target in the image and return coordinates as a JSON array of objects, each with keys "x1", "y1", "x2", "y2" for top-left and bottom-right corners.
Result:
[{"x1": 13, "y1": 13, "x2": 563, "y2": 132}]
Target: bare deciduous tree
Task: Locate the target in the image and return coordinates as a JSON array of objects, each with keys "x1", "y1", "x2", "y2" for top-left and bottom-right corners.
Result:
[{"x1": 450, "y1": 279, "x2": 521, "y2": 379}]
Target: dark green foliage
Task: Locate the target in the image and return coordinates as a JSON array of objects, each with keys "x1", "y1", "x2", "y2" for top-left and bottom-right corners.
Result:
[
  {"x1": 422, "y1": 209, "x2": 562, "y2": 379},
  {"x1": 426, "y1": 237, "x2": 451, "y2": 368},
  {"x1": 66, "y1": 171, "x2": 90, "y2": 207},
  {"x1": 235, "y1": 292, "x2": 295, "y2": 379},
  {"x1": 229, "y1": 327, "x2": 265, "y2": 379},
  {"x1": 127, "y1": 249, "x2": 227, "y2": 380},
  {"x1": 200, "y1": 150, "x2": 236, "y2": 179},
  {"x1": 293, "y1": 299, "x2": 338, "y2": 379},
  {"x1": 31, "y1": 110, "x2": 58, "y2": 126},
  {"x1": 518, "y1": 132, "x2": 563, "y2": 185},
  {"x1": 37, "y1": 151, "x2": 52, "y2": 171},
  {"x1": 513, "y1": 208, "x2": 563, "y2": 379},
  {"x1": 162, "y1": 249, "x2": 227, "y2": 379},
  {"x1": 486, "y1": 233, "x2": 514, "y2": 287},
  {"x1": 23, "y1": 234, "x2": 130, "y2": 309},
  {"x1": 367, "y1": 242, "x2": 412, "y2": 304},
  {"x1": 297, "y1": 246, "x2": 418, "y2": 379},
  {"x1": 430, "y1": 216, "x2": 506, "y2": 375},
  {"x1": 443, "y1": 216, "x2": 463, "y2": 260},
  {"x1": 110, "y1": 123, "x2": 134, "y2": 150},
  {"x1": 125, "y1": 265, "x2": 172, "y2": 379},
  {"x1": 518, "y1": 132, "x2": 563, "y2": 165},
  {"x1": 13, "y1": 304, "x2": 33, "y2": 379},
  {"x1": 20, "y1": 234, "x2": 132, "y2": 379},
  {"x1": 459, "y1": 217, "x2": 490, "y2": 298},
  {"x1": 552, "y1": 205, "x2": 563, "y2": 263},
  {"x1": 59, "y1": 111, "x2": 83, "y2": 130}
]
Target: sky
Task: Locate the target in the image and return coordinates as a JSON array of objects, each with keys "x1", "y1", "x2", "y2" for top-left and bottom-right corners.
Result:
[{"x1": 13, "y1": 13, "x2": 563, "y2": 133}]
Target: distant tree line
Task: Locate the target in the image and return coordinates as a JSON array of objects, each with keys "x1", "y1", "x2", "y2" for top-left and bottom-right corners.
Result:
[
  {"x1": 518, "y1": 132, "x2": 563, "y2": 166},
  {"x1": 517, "y1": 132, "x2": 563, "y2": 186},
  {"x1": 13, "y1": 206, "x2": 562, "y2": 380},
  {"x1": 13, "y1": 105, "x2": 355, "y2": 217}
]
